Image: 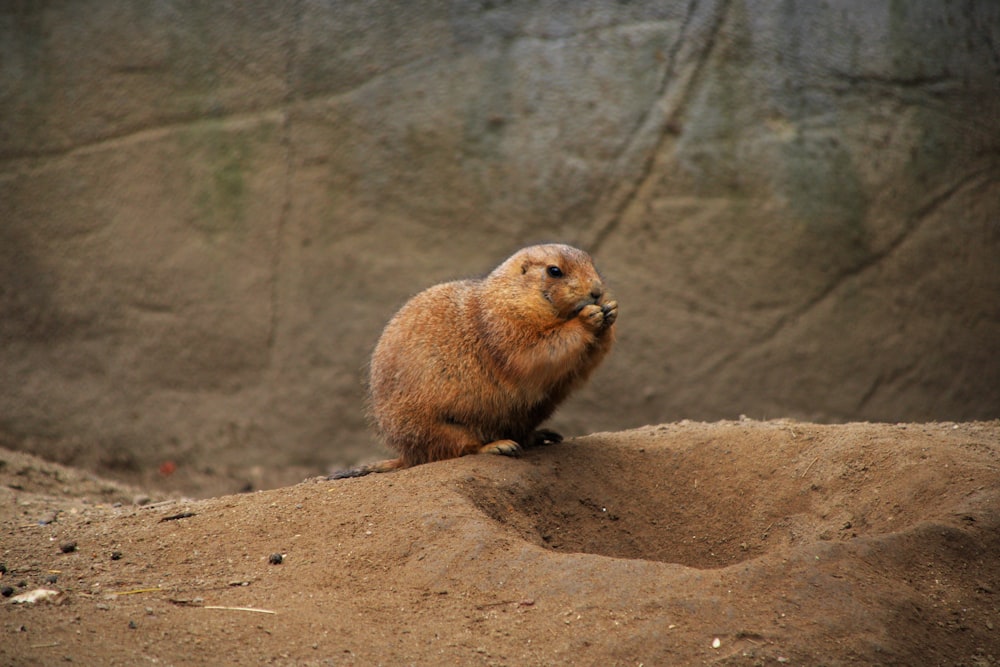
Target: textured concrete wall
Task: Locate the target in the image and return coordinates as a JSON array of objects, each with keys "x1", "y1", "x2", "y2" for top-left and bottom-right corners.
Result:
[{"x1": 2, "y1": 1, "x2": 998, "y2": 484}]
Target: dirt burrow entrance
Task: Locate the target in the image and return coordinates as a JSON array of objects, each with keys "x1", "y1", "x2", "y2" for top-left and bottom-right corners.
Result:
[{"x1": 458, "y1": 428, "x2": 970, "y2": 569}]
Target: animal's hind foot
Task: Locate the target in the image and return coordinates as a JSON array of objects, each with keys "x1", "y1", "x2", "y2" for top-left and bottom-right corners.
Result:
[
  {"x1": 479, "y1": 439, "x2": 522, "y2": 457},
  {"x1": 526, "y1": 429, "x2": 563, "y2": 447}
]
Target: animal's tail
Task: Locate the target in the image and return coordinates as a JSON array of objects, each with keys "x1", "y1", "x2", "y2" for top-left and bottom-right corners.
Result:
[{"x1": 328, "y1": 457, "x2": 405, "y2": 480}]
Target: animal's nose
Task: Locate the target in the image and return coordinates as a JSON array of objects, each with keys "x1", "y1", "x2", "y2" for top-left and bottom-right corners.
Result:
[{"x1": 590, "y1": 284, "x2": 604, "y2": 300}]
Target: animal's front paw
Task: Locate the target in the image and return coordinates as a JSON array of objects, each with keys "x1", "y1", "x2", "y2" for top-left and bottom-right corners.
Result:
[
  {"x1": 580, "y1": 300, "x2": 617, "y2": 331},
  {"x1": 601, "y1": 300, "x2": 618, "y2": 328},
  {"x1": 579, "y1": 303, "x2": 606, "y2": 331}
]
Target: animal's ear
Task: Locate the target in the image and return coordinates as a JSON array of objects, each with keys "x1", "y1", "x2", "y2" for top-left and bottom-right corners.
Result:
[{"x1": 520, "y1": 261, "x2": 529, "y2": 275}]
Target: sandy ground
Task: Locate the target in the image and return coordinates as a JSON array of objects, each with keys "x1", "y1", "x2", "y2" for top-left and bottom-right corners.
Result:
[{"x1": 2, "y1": 419, "x2": 999, "y2": 666}]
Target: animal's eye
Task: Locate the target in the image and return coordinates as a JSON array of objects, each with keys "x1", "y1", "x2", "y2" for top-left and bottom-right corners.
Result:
[{"x1": 546, "y1": 265, "x2": 564, "y2": 278}]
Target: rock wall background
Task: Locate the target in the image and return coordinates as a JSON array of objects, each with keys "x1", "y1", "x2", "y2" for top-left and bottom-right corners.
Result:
[{"x1": 2, "y1": 1, "x2": 998, "y2": 488}]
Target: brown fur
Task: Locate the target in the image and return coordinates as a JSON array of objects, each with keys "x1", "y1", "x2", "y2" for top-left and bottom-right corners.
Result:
[{"x1": 330, "y1": 244, "x2": 616, "y2": 479}]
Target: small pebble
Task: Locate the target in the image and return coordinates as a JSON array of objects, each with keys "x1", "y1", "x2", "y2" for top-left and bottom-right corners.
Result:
[
  {"x1": 60, "y1": 542, "x2": 77, "y2": 554},
  {"x1": 111, "y1": 551, "x2": 122, "y2": 561},
  {"x1": 1, "y1": 586, "x2": 13, "y2": 598},
  {"x1": 44, "y1": 574, "x2": 58, "y2": 584},
  {"x1": 11, "y1": 589, "x2": 60, "y2": 604},
  {"x1": 0, "y1": 563, "x2": 7, "y2": 575},
  {"x1": 128, "y1": 620, "x2": 138, "y2": 630},
  {"x1": 268, "y1": 553, "x2": 284, "y2": 565}
]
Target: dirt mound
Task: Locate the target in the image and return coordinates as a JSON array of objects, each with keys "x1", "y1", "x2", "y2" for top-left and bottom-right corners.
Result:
[
  {"x1": 463, "y1": 422, "x2": 994, "y2": 571},
  {"x1": 2, "y1": 420, "x2": 999, "y2": 665}
]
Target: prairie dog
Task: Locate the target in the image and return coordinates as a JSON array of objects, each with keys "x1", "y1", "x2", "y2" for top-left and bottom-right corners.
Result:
[{"x1": 332, "y1": 244, "x2": 616, "y2": 478}]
